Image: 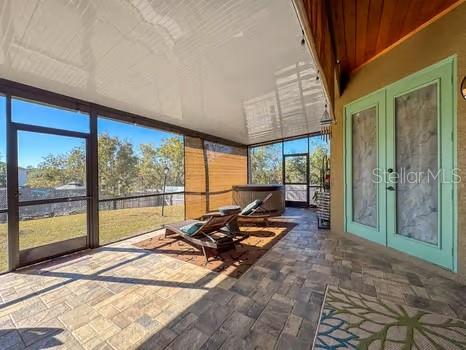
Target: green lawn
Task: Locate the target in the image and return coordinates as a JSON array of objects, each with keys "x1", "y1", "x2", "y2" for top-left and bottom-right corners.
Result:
[{"x1": 0, "y1": 205, "x2": 184, "y2": 272}]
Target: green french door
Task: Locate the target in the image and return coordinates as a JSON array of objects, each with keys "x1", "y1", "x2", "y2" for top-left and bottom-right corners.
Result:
[
  {"x1": 385, "y1": 59, "x2": 455, "y2": 270},
  {"x1": 345, "y1": 57, "x2": 456, "y2": 271}
]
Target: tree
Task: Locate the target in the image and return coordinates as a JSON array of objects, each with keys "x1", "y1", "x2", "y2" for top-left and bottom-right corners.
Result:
[
  {"x1": 26, "y1": 146, "x2": 86, "y2": 188},
  {"x1": 65, "y1": 147, "x2": 86, "y2": 185},
  {"x1": 309, "y1": 146, "x2": 329, "y2": 185},
  {"x1": 98, "y1": 134, "x2": 138, "y2": 197},
  {"x1": 250, "y1": 144, "x2": 282, "y2": 184},
  {"x1": 27, "y1": 153, "x2": 68, "y2": 188},
  {"x1": 156, "y1": 137, "x2": 184, "y2": 187},
  {"x1": 19, "y1": 133, "x2": 184, "y2": 198},
  {"x1": 285, "y1": 156, "x2": 307, "y2": 183},
  {"x1": 137, "y1": 143, "x2": 160, "y2": 191},
  {"x1": 137, "y1": 137, "x2": 184, "y2": 192},
  {"x1": 0, "y1": 152, "x2": 6, "y2": 188}
]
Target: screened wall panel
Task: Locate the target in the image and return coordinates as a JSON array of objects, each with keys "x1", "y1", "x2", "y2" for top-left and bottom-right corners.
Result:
[
  {"x1": 249, "y1": 142, "x2": 283, "y2": 184},
  {"x1": 97, "y1": 117, "x2": 184, "y2": 244}
]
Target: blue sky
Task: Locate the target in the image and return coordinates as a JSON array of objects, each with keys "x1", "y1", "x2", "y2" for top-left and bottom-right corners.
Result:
[
  {"x1": 1, "y1": 97, "x2": 328, "y2": 168},
  {"x1": 2, "y1": 98, "x2": 180, "y2": 167},
  {"x1": 284, "y1": 136, "x2": 328, "y2": 155}
]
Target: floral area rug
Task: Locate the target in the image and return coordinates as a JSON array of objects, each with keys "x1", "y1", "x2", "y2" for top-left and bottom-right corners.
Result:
[{"x1": 313, "y1": 285, "x2": 466, "y2": 349}]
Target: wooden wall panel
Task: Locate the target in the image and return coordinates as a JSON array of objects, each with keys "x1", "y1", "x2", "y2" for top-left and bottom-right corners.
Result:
[
  {"x1": 296, "y1": 0, "x2": 462, "y2": 95},
  {"x1": 328, "y1": 0, "x2": 461, "y2": 73},
  {"x1": 184, "y1": 137, "x2": 247, "y2": 219},
  {"x1": 184, "y1": 136, "x2": 207, "y2": 219},
  {"x1": 205, "y1": 142, "x2": 248, "y2": 212}
]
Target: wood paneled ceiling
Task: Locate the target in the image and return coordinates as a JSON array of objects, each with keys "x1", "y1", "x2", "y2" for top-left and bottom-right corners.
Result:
[
  {"x1": 298, "y1": 0, "x2": 463, "y2": 94},
  {"x1": 330, "y1": 0, "x2": 461, "y2": 76}
]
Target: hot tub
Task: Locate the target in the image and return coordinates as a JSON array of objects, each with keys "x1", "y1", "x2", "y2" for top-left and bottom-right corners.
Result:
[{"x1": 232, "y1": 184, "x2": 285, "y2": 215}]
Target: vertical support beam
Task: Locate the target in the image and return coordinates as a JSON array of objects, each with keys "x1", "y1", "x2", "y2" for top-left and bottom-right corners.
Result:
[
  {"x1": 182, "y1": 135, "x2": 187, "y2": 220},
  {"x1": 88, "y1": 112, "x2": 99, "y2": 248},
  {"x1": 6, "y1": 95, "x2": 19, "y2": 270},
  {"x1": 281, "y1": 141, "x2": 285, "y2": 185},
  {"x1": 307, "y1": 136, "x2": 310, "y2": 205},
  {"x1": 246, "y1": 146, "x2": 250, "y2": 184}
]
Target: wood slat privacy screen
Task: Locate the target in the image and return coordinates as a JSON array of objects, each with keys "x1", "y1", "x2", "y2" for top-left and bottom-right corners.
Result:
[{"x1": 184, "y1": 136, "x2": 247, "y2": 219}]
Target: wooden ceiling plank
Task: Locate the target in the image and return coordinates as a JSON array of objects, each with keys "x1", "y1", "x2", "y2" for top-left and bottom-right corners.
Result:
[
  {"x1": 376, "y1": 0, "x2": 398, "y2": 53},
  {"x1": 355, "y1": 0, "x2": 370, "y2": 68},
  {"x1": 330, "y1": 0, "x2": 348, "y2": 74},
  {"x1": 343, "y1": 0, "x2": 357, "y2": 73},
  {"x1": 364, "y1": 0, "x2": 384, "y2": 62},
  {"x1": 387, "y1": 0, "x2": 409, "y2": 44},
  {"x1": 352, "y1": 0, "x2": 465, "y2": 74},
  {"x1": 300, "y1": 0, "x2": 464, "y2": 92}
]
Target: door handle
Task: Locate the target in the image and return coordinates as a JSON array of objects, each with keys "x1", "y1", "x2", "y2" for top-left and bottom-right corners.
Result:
[{"x1": 386, "y1": 186, "x2": 395, "y2": 191}]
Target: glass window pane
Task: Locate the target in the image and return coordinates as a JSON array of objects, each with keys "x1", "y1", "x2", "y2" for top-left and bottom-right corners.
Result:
[
  {"x1": 285, "y1": 156, "x2": 307, "y2": 183},
  {"x1": 249, "y1": 142, "x2": 283, "y2": 184},
  {"x1": 395, "y1": 83, "x2": 438, "y2": 244},
  {"x1": 18, "y1": 132, "x2": 87, "y2": 202},
  {"x1": 19, "y1": 201, "x2": 87, "y2": 250},
  {"x1": 352, "y1": 106, "x2": 377, "y2": 228},
  {"x1": 99, "y1": 195, "x2": 184, "y2": 245},
  {"x1": 284, "y1": 137, "x2": 308, "y2": 155},
  {"x1": 12, "y1": 98, "x2": 89, "y2": 133}
]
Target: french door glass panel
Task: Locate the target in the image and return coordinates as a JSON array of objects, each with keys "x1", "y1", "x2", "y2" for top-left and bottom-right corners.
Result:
[
  {"x1": 352, "y1": 106, "x2": 377, "y2": 228},
  {"x1": 345, "y1": 90, "x2": 386, "y2": 245},
  {"x1": 395, "y1": 83, "x2": 438, "y2": 244}
]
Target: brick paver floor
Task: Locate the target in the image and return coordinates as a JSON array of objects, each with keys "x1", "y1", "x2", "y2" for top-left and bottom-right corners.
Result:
[{"x1": 0, "y1": 208, "x2": 465, "y2": 349}]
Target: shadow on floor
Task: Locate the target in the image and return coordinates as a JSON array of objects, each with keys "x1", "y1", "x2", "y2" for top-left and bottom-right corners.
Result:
[
  {"x1": 0, "y1": 246, "x2": 211, "y2": 310},
  {"x1": 0, "y1": 327, "x2": 64, "y2": 349}
]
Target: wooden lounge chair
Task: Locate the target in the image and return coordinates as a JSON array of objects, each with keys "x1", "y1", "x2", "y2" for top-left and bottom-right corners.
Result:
[
  {"x1": 237, "y1": 193, "x2": 277, "y2": 226},
  {"x1": 204, "y1": 193, "x2": 276, "y2": 226},
  {"x1": 163, "y1": 213, "x2": 239, "y2": 263}
]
